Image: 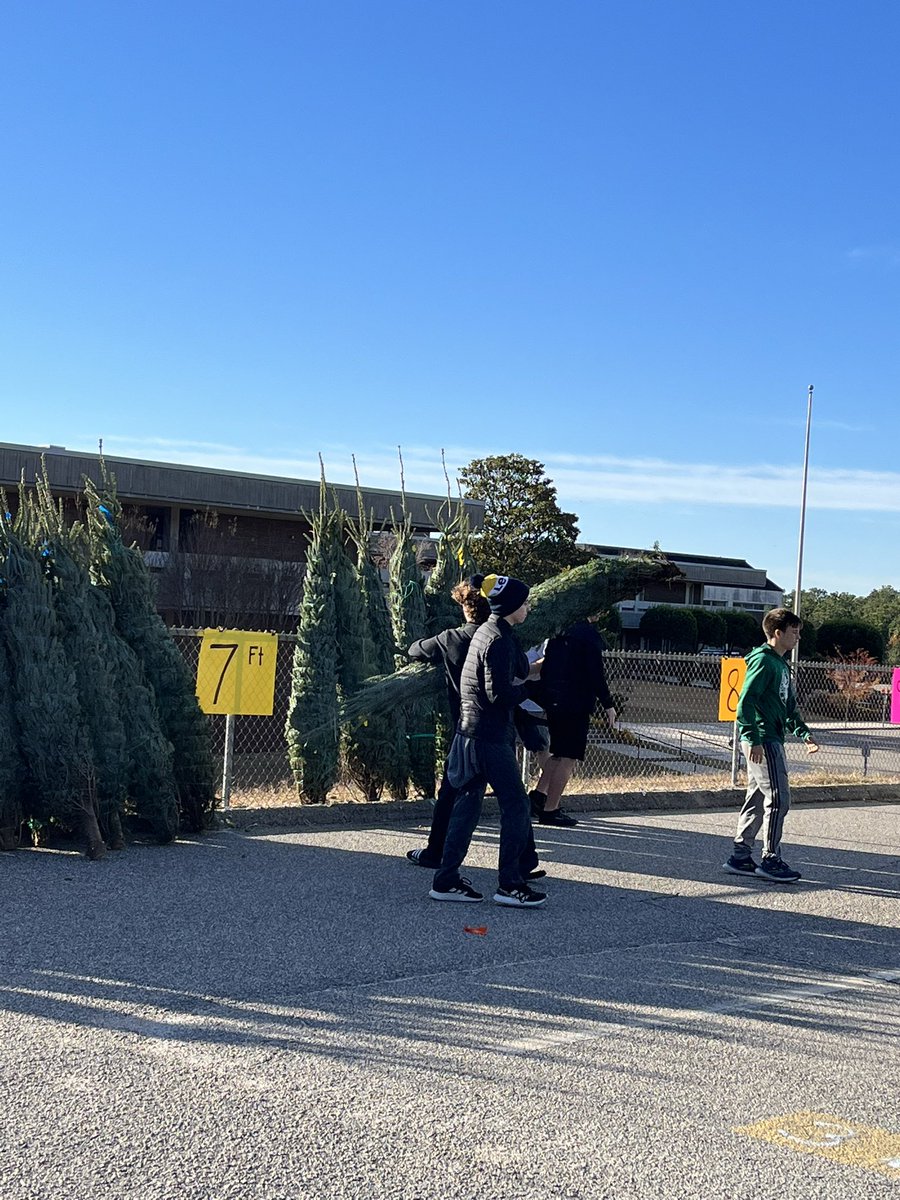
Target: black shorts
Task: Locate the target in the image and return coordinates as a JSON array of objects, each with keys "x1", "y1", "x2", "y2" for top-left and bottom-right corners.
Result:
[
  {"x1": 547, "y1": 709, "x2": 591, "y2": 761},
  {"x1": 514, "y1": 708, "x2": 550, "y2": 754}
]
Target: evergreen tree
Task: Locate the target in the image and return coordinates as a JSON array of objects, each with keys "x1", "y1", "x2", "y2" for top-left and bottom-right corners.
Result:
[
  {"x1": 0, "y1": 507, "x2": 105, "y2": 858},
  {"x1": 285, "y1": 491, "x2": 341, "y2": 803},
  {"x1": 389, "y1": 514, "x2": 434, "y2": 798},
  {"x1": 459, "y1": 453, "x2": 589, "y2": 584},
  {"x1": 87, "y1": 585, "x2": 181, "y2": 842},
  {"x1": 0, "y1": 632, "x2": 25, "y2": 851},
  {"x1": 85, "y1": 477, "x2": 217, "y2": 832},
  {"x1": 348, "y1": 506, "x2": 408, "y2": 799}
]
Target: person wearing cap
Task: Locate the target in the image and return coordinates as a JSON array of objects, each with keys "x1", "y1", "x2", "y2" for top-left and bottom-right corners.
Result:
[
  {"x1": 429, "y1": 573, "x2": 548, "y2": 909},
  {"x1": 402, "y1": 577, "x2": 491, "y2": 869}
]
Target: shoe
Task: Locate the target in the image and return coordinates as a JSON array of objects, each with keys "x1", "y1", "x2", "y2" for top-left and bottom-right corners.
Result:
[
  {"x1": 722, "y1": 852, "x2": 758, "y2": 876},
  {"x1": 755, "y1": 857, "x2": 801, "y2": 883},
  {"x1": 529, "y1": 789, "x2": 547, "y2": 819},
  {"x1": 539, "y1": 808, "x2": 578, "y2": 827},
  {"x1": 429, "y1": 878, "x2": 484, "y2": 902},
  {"x1": 493, "y1": 885, "x2": 547, "y2": 908},
  {"x1": 407, "y1": 848, "x2": 439, "y2": 868},
  {"x1": 526, "y1": 869, "x2": 547, "y2": 880}
]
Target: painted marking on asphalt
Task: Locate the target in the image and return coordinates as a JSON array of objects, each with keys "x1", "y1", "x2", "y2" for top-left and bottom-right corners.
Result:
[
  {"x1": 710, "y1": 967, "x2": 900, "y2": 1014},
  {"x1": 735, "y1": 1112, "x2": 900, "y2": 1180}
]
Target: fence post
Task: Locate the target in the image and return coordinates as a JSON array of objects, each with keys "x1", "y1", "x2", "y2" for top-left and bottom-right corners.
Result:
[
  {"x1": 730, "y1": 720, "x2": 740, "y2": 786},
  {"x1": 221, "y1": 713, "x2": 235, "y2": 810}
]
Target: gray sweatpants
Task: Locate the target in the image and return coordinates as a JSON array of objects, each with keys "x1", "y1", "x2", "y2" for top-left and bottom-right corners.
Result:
[{"x1": 735, "y1": 741, "x2": 791, "y2": 859}]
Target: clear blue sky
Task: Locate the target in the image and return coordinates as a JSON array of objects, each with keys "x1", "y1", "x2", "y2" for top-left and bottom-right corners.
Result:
[{"x1": 3, "y1": 1, "x2": 899, "y2": 595}]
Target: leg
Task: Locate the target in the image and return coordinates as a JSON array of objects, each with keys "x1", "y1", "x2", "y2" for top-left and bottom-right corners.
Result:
[
  {"x1": 759, "y1": 742, "x2": 791, "y2": 860},
  {"x1": 734, "y1": 741, "x2": 766, "y2": 853},
  {"x1": 480, "y1": 742, "x2": 532, "y2": 891},
  {"x1": 424, "y1": 769, "x2": 458, "y2": 861},
  {"x1": 542, "y1": 756, "x2": 576, "y2": 810},
  {"x1": 432, "y1": 778, "x2": 486, "y2": 891}
]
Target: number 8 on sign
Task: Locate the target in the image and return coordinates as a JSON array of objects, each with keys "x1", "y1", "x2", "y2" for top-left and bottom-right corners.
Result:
[{"x1": 718, "y1": 657, "x2": 747, "y2": 722}]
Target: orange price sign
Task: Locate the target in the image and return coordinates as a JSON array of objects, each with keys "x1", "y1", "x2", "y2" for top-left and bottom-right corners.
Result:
[{"x1": 718, "y1": 657, "x2": 747, "y2": 722}]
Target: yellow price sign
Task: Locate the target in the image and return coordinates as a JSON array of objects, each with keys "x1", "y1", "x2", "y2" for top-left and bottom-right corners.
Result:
[
  {"x1": 196, "y1": 630, "x2": 278, "y2": 716},
  {"x1": 718, "y1": 656, "x2": 747, "y2": 722}
]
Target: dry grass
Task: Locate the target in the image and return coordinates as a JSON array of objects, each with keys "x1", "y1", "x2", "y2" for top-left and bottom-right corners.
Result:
[{"x1": 226, "y1": 767, "x2": 900, "y2": 810}]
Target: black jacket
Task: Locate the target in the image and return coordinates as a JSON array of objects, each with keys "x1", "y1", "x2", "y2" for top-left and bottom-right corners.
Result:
[
  {"x1": 540, "y1": 621, "x2": 614, "y2": 715},
  {"x1": 457, "y1": 615, "x2": 530, "y2": 743},
  {"x1": 407, "y1": 623, "x2": 479, "y2": 727}
]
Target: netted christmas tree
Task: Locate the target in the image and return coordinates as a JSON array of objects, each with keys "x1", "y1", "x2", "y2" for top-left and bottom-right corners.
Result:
[
  {"x1": 84, "y1": 474, "x2": 217, "y2": 832},
  {"x1": 0, "y1": 500, "x2": 106, "y2": 858},
  {"x1": 348, "y1": 498, "x2": 408, "y2": 799},
  {"x1": 86, "y1": 584, "x2": 180, "y2": 842},
  {"x1": 36, "y1": 476, "x2": 129, "y2": 849},
  {"x1": 285, "y1": 482, "x2": 341, "y2": 803},
  {"x1": 0, "y1": 631, "x2": 25, "y2": 851},
  {"x1": 336, "y1": 553, "x2": 678, "y2": 727},
  {"x1": 389, "y1": 512, "x2": 435, "y2": 797}
]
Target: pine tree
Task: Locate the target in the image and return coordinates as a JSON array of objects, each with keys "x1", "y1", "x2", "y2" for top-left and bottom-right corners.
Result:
[
  {"x1": 285, "y1": 488, "x2": 341, "y2": 803},
  {"x1": 336, "y1": 553, "x2": 675, "y2": 726},
  {"x1": 85, "y1": 476, "x2": 217, "y2": 832},
  {"x1": 0, "y1": 505, "x2": 105, "y2": 858},
  {"x1": 0, "y1": 633, "x2": 25, "y2": 851},
  {"x1": 348, "y1": 506, "x2": 408, "y2": 799},
  {"x1": 389, "y1": 514, "x2": 434, "y2": 797},
  {"x1": 36, "y1": 477, "x2": 130, "y2": 849},
  {"x1": 87, "y1": 585, "x2": 181, "y2": 842}
]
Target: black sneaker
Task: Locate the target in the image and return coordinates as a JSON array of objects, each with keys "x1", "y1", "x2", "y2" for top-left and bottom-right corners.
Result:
[
  {"x1": 526, "y1": 868, "x2": 547, "y2": 880},
  {"x1": 722, "y1": 852, "x2": 758, "y2": 877},
  {"x1": 429, "y1": 878, "x2": 484, "y2": 902},
  {"x1": 539, "y1": 808, "x2": 578, "y2": 827},
  {"x1": 755, "y1": 856, "x2": 801, "y2": 883},
  {"x1": 493, "y1": 885, "x2": 547, "y2": 908},
  {"x1": 529, "y1": 789, "x2": 547, "y2": 819},
  {"x1": 407, "y1": 848, "x2": 439, "y2": 868}
]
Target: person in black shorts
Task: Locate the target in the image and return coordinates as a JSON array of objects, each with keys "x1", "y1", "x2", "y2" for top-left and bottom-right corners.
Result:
[{"x1": 529, "y1": 616, "x2": 617, "y2": 827}]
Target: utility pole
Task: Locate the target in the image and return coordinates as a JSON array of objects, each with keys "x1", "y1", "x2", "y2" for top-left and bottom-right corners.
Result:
[{"x1": 791, "y1": 384, "x2": 814, "y2": 669}]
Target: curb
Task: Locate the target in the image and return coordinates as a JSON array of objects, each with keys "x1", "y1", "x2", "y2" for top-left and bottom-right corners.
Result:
[{"x1": 222, "y1": 781, "x2": 900, "y2": 832}]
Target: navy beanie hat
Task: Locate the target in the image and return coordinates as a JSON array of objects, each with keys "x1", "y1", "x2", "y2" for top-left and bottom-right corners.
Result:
[{"x1": 478, "y1": 572, "x2": 530, "y2": 617}]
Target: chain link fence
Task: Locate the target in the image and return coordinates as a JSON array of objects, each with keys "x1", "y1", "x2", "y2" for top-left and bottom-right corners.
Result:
[{"x1": 172, "y1": 633, "x2": 900, "y2": 807}]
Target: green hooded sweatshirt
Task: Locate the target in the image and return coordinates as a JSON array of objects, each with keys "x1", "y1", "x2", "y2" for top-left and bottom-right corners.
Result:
[{"x1": 736, "y1": 643, "x2": 811, "y2": 747}]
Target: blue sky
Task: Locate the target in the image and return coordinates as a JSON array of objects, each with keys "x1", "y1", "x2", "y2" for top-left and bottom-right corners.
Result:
[{"x1": 2, "y1": 0, "x2": 899, "y2": 595}]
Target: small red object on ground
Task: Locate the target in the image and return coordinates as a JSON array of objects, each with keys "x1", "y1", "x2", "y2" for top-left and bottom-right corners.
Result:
[{"x1": 463, "y1": 926, "x2": 488, "y2": 935}]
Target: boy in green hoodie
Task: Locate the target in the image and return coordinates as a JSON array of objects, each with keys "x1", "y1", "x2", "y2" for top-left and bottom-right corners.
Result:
[{"x1": 723, "y1": 608, "x2": 818, "y2": 883}]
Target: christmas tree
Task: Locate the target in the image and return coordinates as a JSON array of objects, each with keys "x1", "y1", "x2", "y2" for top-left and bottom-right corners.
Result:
[{"x1": 389, "y1": 513, "x2": 434, "y2": 798}]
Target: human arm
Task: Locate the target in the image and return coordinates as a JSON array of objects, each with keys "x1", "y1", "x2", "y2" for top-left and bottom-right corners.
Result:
[
  {"x1": 407, "y1": 633, "x2": 445, "y2": 665},
  {"x1": 483, "y1": 637, "x2": 527, "y2": 708}
]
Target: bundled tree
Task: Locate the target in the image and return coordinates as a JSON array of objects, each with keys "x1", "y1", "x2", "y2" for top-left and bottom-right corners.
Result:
[
  {"x1": 389, "y1": 513, "x2": 434, "y2": 797},
  {"x1": 86, "y1": 585, "x2": 181, "y2": 842},
  {"x1": 0, "y1": 503, "x2": 105, "y2": 858},
  {"x1": 285, "y1": 485, "x2": 342, "y2": 803},
  {"x1": 337, "y1": 552, "x2": 675, "y2": 727},
  {"x1": 85, "y1": 476, "x2": 217, "y2": 832},
  {"x1": 38, "y1": 499, "x2": 130, "y2": 850},
  {"x1": 0, "y1": 633, "x2": 25, "y2": 850},
  {"x1": 348, "y1": 499, "x2": 408, "y2": 799}
]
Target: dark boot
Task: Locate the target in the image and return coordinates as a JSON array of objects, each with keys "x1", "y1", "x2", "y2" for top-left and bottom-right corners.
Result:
[{"x1": 528, "y1": 789, "x2": 547, "y2": 820}]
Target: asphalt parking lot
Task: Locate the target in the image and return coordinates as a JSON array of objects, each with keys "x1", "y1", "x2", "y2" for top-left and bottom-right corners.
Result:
[{"x1": 2, "y1": 801, "x2": 899, "y2": 1199}]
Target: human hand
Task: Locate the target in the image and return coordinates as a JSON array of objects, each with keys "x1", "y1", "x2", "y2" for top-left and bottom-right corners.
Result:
[
  {"x1": 749, "y1": 744, "x2": 764, "y2": 764},
  {"x1": 806, "y1": 740, "x2": 819, "y2": 754},
  {"x1": 605, "y1": 707, "x2": 617, "y2": 729}
]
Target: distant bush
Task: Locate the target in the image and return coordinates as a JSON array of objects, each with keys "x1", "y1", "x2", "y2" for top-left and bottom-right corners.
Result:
[
  {"x1": 721, "y1": 609, "x2": 765, "y2": 653},
  {"x1": 639, "y1": 605, "x2": 697, "y2": 652},
  {"x1": 816, "y1": 620, "x2": 884, "y2": 661},
  {"x1": 687, "y1": 607, "x2": 727, "y2": 649}
]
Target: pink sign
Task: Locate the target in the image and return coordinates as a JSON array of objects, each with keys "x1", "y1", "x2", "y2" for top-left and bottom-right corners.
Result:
[{"x1": 892, "y1": 669, "x2": 900, "y2": 723}]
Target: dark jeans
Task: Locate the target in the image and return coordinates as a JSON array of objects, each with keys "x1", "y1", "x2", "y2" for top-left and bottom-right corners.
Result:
[
  {"x1": 434, "y1": 738, "x2": 537, "y2": 891},
  {"x1": 421, "y1": 769, "x2": 459, "y2": 863}
]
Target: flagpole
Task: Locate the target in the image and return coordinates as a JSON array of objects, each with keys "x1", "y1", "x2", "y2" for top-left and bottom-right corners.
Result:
[{"x1": 791, "y1": 384, "x2": 814, "y2": 669}]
